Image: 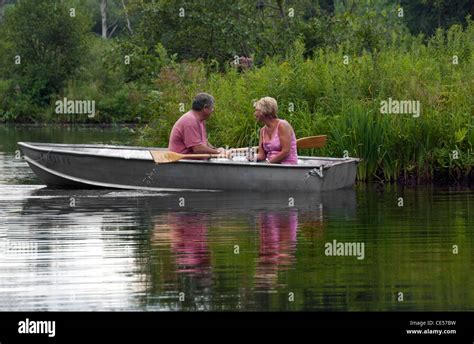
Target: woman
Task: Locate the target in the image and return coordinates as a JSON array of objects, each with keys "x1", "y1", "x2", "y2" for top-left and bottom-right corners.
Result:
[{"x1": 253, "y1": 97, "x2": 298, "y2": 165}]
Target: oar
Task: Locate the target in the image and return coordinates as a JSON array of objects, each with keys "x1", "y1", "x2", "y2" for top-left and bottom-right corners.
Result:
[
  {"x1": 151, "y1": 135, "x2": 329, "y2": 163},
  {"x1": 232, "y1": 135, "x2": 327, "y2": 152},
  {"x1": 150, "y1": 151, "x2": 221, "y2": 164},
  {"x1": 296, "y1": 135, "x2": 327, "y2": 149}
]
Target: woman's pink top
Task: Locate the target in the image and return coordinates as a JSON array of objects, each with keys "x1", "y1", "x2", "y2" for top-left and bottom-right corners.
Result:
[{"x1": 262, "y1": 119, "x2": 298, "y2": 165}]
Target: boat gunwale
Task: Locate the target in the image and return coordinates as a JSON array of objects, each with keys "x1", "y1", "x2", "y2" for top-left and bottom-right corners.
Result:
[
  {"x1": 23, "y1": 156, "x2": 221, "y2": 192},
  {"x1": 18, "y1": 141, "x2": 361, "y2": 169}
]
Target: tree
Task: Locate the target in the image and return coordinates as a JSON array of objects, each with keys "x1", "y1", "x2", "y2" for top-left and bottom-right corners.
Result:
[
  {"x1": 122, "y1": 0, "x2": 320, "y2": 67},
  {"x1": 101, "y1": 0, "x2": 108, "y2": 38},
  {"x1": 0, "y1": 0, "x2": 5, "y2": 22},
  {"x1": 121, "y1": 0, "x2": 133, "y2": 34},
  {"x1": 98, "y1": 0, "x2": 122, "y2": 38},
  {"x1": 81, "y1": 0, "x2": 128, "y2": 38},
  {"x1": 2, "y1": 0, "x2": 90, "y2": 105},
  {"x1": 400, "y1": 0, "x2": 473, "y2": 35}
]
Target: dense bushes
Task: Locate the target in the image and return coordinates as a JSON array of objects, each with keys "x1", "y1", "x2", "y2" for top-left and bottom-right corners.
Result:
[
  {"x1": 139, "y1": 22, "x2": 474, "y2": 183},
  {"x1": 0, "y1": 0, "x2": 472, "y2": 182},
  {"x1": 1, "y1": 0, "x2": 89, "y2": 106}
]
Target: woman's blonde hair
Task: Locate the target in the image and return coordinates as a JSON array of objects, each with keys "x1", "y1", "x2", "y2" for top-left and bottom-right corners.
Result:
[{"x1": 254, "y1": 97, "x2": 278, "y2": 119}]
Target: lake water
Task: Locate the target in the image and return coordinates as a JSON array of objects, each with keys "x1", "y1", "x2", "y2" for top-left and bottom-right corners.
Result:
[{"x1": 0, "y1": 125, "x2": 473, "y2": 311}]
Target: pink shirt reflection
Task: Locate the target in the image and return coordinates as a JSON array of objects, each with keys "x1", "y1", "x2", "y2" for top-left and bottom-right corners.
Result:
[
  {"x1": 169, "y1": 213, "x2": 209, "y2": 275},
  {"x1": 152, "y1": 213, "x2": 210, "y2": 278},
  {"x1": 256, "y1": 210, "x2": 298, "y2": 288}
]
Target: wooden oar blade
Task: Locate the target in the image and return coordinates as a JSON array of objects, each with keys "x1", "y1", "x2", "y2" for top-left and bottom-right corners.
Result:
[
  {"x1": 296, "y1": 135, "x2": 327, "y2": 149},
  {"x1": 150, "y1": 150, "x2": 182, "y2": 164}
]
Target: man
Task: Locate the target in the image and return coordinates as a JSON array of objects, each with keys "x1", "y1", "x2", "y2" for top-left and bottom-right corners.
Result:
[{"x1": 168, "y1": 92, "x2": 224, "y2": 155}]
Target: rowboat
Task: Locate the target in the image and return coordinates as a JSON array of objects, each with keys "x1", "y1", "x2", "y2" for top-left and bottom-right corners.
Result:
[{"x1": 18, "y1": 142, "x2": 360, "y2": 192}]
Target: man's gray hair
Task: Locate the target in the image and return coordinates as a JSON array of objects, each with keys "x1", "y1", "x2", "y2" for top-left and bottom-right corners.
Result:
[{"x1": 192, "y1": 93, "x2": 215, "y2": 111}]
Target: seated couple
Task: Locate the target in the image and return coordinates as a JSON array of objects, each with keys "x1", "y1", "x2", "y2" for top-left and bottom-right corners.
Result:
[{"x1": 168, "y1": 93, "x2": 297, "y2": 164}]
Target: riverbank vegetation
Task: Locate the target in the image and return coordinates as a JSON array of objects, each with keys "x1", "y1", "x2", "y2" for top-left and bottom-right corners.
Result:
[{"x1": 0, "y1": 0, "x2": 473, "y2": 183}]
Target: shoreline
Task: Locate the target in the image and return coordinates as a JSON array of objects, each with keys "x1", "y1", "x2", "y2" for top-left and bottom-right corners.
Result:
[
  {"x1": 1, "y1": 123, "x2": 472, "y2": 187},
  {"x1": 0, "y1": 122, "x2": 141, "y2": 128}
]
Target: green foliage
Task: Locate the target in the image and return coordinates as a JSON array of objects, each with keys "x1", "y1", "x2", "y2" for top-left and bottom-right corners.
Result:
[
  {"x1": 139, "y1": 22, "x2": 474, "y2": 183},
  {"x1": 118, "y1": 0, "x2": 412, "y2": 68},
  {"x1": 0, "y1": 0, "x2": 90, "y2": 119},
  {"x1": 105, "y1": 38, "x2": 177, "y2": 85},
  {"x1": 56, "y1": 36, "x2": 148, "y2": 123},
  {"x1": 400, "y1": 0, "x2": 473, "y2": 36},
  {"x1": 0, "y1": 0, "x2": 473, "y2": 182},
  {"x1": 123, "y1": 0, "x2": 340, "y2": 67},
  {"x1": 80, "y1": 0, "x2": 134, "y2": 37}
]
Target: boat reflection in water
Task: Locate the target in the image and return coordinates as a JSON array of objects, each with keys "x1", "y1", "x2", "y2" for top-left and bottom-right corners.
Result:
[
  {"x1": 145, "y1": 190, "x2": 354, "y2": 305},
  {"x1": 16, "y1": 187, "x2": 356, "y2": 310}
]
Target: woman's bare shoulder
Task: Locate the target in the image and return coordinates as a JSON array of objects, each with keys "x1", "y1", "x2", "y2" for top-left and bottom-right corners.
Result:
[{"x1": 278, "y1": 120, "x2": 292, "y2": 132}]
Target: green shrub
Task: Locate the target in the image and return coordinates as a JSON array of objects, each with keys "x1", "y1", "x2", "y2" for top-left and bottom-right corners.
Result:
[{"x1": 139, "y1": 22, "x2": 474, "y2": 182}]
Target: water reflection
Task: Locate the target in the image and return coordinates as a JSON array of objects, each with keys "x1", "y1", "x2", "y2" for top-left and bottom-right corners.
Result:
[
  {"x1": 150, "y1": 208, "x2": 304, "y2": 293},
  {"x1": 0, "y1": 186, "x2": 148, "y2": 311},
  {"x1": 255, "y1": 210, "x2": 298, "y2": 289},
  {"x1": 5, "y1": 187, "x2": 355, "y2": 311},
  {"x1": 151, "y1": 213, "x2": 212, "y2": 281},
  {"x1": 3, "y1": 183, "x2": 473, "y2": 311},
  {"x1": 141, "y1": 190, "x2": 355, "y2": 310}
]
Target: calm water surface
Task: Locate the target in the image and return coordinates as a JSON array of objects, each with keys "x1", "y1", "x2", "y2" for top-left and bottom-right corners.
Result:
[{"x1": 0, "y1": 125, "x2": 473, "y2": 311}]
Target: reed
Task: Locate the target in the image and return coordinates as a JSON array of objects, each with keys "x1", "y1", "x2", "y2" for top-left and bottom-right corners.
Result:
[{"x1": 139, "y1": 21, "x2": 474, "y2": 183}]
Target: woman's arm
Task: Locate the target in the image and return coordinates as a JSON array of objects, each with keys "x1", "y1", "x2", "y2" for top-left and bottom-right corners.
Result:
[{"x1": 268, "y1": 122, "x2": 291, "y2": 163}]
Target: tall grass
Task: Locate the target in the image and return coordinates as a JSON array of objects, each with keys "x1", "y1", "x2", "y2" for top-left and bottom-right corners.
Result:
[{"x1": 139, "y1": 21, "x2": 474, "y2": 183}]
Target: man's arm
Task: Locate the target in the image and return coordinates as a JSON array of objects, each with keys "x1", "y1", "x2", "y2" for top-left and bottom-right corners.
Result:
[{"x1": 191, "y1": 144, "x2": 221, "y2": 155}]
